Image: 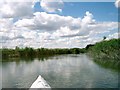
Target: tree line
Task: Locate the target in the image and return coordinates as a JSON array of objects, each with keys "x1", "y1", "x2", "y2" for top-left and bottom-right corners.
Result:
[
  {"x1": 1, "y1": 47, "x2": 86, "y2": 60},
  {"x1": 1, "y1": 38, "x2": 119, "y2": 62},
  {"x1": 1, "y1": 38, "x2": 119, "y2": 70}
]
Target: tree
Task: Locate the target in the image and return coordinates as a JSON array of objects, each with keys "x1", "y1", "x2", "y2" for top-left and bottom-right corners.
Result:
[{"x1": 103, "y1": 36, "x2": 107, "y2": 40}]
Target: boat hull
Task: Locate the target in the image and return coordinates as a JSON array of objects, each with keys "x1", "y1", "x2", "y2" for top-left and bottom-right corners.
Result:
[{"x1": 30, "y1": 75, "x2": 51, "y2": 89}]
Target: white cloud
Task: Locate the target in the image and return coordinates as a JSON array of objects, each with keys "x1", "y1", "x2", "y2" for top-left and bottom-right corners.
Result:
[
  {"x1": 40, "y1": 0, "x2": 64, "y2": 13},
  {"x1": 0, "y1": 1, "x2": 35, "y2": 18},
  {"x1": 0, "y1": 11, "x2": 118, "y2": 48},
  {"x1": 15, "y1": 12, "x2": 81, "y2": 31},
  {"x1": 53, "y1": 27, "x2": 79, "y2": 38},
  {"x1": 0, "y1": 0, "x2": 118, "y2": 49},
  {"x1": 0, "y1": 18, "x2": 13, "y2": 32},
  {"x1": 115, "y1": 0, "x2": 120, "y2": 8},
  {"x1": 82, "y1": 11, "x2": 95, "y2": 26},
  {"x1": 14, "y1": 18, "x2": 34, "y2": 28},
  {"x1": 107, "y1": 32, "x2": 119, "y2": 40},
  {"x1": 88, "y1": 22, "x2": 118, "y2": 34}
]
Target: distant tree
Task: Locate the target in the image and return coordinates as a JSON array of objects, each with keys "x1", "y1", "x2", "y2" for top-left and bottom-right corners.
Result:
[
  {"x1": 15, "y1": 46, "x2": 20, "y2": 57},
  {"x1": 103, "y1": 36, "x2": 107, "y2": 40},
  {"x1": 85, "y1": 44, "x2": 94, "y2": 50}
]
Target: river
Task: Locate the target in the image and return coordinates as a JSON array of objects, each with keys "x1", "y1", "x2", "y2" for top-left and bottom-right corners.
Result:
[{"x1": 0, "y1": 54, "x2": 119, "y2": 88}]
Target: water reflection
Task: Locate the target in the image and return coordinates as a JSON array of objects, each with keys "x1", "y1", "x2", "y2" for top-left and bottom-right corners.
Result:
[
  {"x1": 1, "y1": 54, "x2": 119, "y2": 88},
  {"x1": 2, "y1": 55, "x2": 53, "y2": 62},
  {"x1": 0, "y1": 62, "x2": 2, "y2": 90},
  {"x1": 93, "y1": 58, "x2": 120, "y2": 72}
]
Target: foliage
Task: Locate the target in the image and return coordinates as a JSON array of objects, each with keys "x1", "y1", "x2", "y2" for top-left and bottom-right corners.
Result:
[
  {"x1": 88, "y1": 39, "x2": 120, "y2": 60},
  {"x1": 87, "y1": 38, "x2": 120, "y2": 69},
  {"x1": 1, "y1": 38, "x2": 119, "y2": 69},
  {"x1": 1, "y1": 47, "x2": 86, "y2": 61}
]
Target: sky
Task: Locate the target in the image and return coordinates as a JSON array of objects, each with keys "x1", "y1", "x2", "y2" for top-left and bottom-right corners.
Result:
[{"x1": 0, "y1": 0, "x2": 120, "y2": 48}]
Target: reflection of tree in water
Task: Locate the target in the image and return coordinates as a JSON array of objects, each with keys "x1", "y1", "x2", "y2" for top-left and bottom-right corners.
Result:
[
  {"x1": 38, "y1": 55, "x2": 52, "y2": 61},
  {"x1": 93, "y1": 58, "x2": 120, "y2": 72}
]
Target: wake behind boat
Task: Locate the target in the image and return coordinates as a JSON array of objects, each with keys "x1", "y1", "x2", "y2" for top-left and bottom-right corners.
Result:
[{"x1": 30, "y1": 75, "x2": 51, "y2": 89}]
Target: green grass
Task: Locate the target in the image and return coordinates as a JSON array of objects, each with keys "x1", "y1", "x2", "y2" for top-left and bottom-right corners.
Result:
[
  {"x1": 88, "y1": 39, "x2": 120, "y2": 60},
  {"x1": 87, "y1": 38, "x2": 120, "y2": 70}
]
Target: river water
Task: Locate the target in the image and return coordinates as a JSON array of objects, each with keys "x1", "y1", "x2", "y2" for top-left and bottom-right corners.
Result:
[{"x1": 1, "y1": 54, "x2": 119, "y2": 88}]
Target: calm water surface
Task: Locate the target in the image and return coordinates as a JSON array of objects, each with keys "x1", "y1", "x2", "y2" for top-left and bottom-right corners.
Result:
[{"x1": 0, "y1": 54, "x2": 119, "y2": 88}]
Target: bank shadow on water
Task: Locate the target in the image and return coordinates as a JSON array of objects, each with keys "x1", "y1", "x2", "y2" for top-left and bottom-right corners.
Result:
[
  {"x1": 92, "y1": 57, "x2": 120, "y2": 72},
  {"x1": 1, "y1": 55, "x2": 58, "y2": 62}
]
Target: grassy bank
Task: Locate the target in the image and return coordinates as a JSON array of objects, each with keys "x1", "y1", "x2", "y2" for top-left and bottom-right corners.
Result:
[
  {"x1": 86, "y1": 38, "x2": 120, "y2": 70},
  {"x1": 87, "y1": 38, "x2": 120, "y2": 60},
  {"x1": 1, "y1": 38, "x2": 120, "y2": 70}
]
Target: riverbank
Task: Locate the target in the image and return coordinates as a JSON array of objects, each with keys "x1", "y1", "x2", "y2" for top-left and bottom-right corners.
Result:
[
  {"x1": 87, "y1": 39, "x2": 119, "y2": 60},
  {"x1": 1, "y1": 47, "x2": 85, "y2": 61},
  {"x1": 86, "y1": 38, "x2": 120, "y2": 70},
  {"x1": 1, "y1": 38, "x2": 120, "y2": 68}
]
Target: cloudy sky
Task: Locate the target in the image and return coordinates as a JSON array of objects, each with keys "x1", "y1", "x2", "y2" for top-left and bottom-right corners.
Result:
[{"x1": 0, "y1": 0, "x2": 119, "y2": 48}]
